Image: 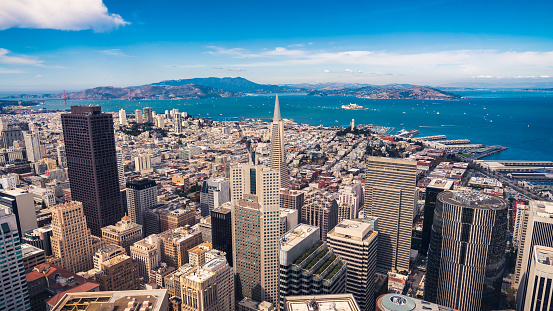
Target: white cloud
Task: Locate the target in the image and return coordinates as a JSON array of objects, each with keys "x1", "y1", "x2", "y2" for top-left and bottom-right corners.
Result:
[
  {"x1": 345, "y1": 69, "x2": 354, "y2": 73},
  {"x1": 100, "y1": 49, "x2": 129, "y2": 57},
  {"x1": 0, "y1": 48, "x2": 42, "y2": 65},
  {"x1": 0, "y1": 0, "x2": 129, "y2": 32},
  {"x1": 228, "y1": 68, "x2": 245, "y2": 72},
  {"x1": 323, "y1": 69, "x2": 331, "y2": 73},
  {"x1": 0, "y1": 67, "x2": 25, "y2": 74}
]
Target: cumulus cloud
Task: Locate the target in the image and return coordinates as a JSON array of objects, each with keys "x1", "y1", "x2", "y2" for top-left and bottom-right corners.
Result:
[
  {"x1": 323, "y1": 69, "x2": 331, "y2": 73},
  {"x1": 0, "y1": 48, "x2": 42, "y2": 65},
  {"x1": 344, "y1": 69, "x2": 354, "y2": 73},
  {"x1": 0, "y1": 0, "x2": 129, "y2": 32}
]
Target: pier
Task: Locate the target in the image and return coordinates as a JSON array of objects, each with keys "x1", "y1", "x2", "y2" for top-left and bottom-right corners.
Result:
[{"x1": 415, "y1": 135, "x2": 447, "y2": 141}]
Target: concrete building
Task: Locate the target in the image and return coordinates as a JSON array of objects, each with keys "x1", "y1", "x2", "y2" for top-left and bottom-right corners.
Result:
[
  {"x1": 280, "y1": 208, "x2": 299, "y2": 235},
  {"x1": 302, "y1": 187, "x2": 338, "y2": 241},
  {"x1": 0, "y1": 188, "x2": 38, "y2": 237},
  {"x1": 364, "y1": 156, "x2": 416, "y2": 272},
  {"x1": 327, "y1": 218, "x2": 378, "y2": 311},
  {"x1": 338, "y1": 183, "x2": 363, "y2": 219},
  {"x1": 515, "y1": 201, "x2": 553, "y2": 306},
  {"x1": 50, "y1": 201, "x2": 97, "y2": 274},
  {"x1": 202, "y1": 255, "x2": 235, "y2": 311},
  {"x1": 144, "y1": 204, "x2": 196, "y2": 235},
  {"x1": 280, "y1": 189, "x2": 305, "y2": 218},
  {"x1": 522, "y1": 245, "x2": 553, "y2": 311},
  {"x1": 56, "y1": 144, "x2": 67, "y2": 169},
  {"x1": 0, "y1": 209, "x2": 31, "y2": 310},
  {"x1": 135, "y1": 109, "x2": 143, "y2": 123},
  {"x1": 49, "y1": 289, "x2": 169, "y2": 311},
  {"x1": 82, "y1": 254, "x2": 140, "y2": 292},
  {"x1": 21, "y1": 243, "x2": 46, "y2": 272},
  {"x1": 238, "y1": 299, "x2": 274, "y2": 311},
  {"x1": 513, "y1": 201, "x2": 529, "y2": 247},
  {"x1": 101, "y1": 215, "x2": 144, "y2": 254},
  {"x1": 164, "y1": 264, "x2": 195, "y2": 299},
  {"x1": 180, "y1": 267, "x2": 218, "y2": 311},
  {"x1": 93, "y1": 244, "x2": 126, "y2": 269},
  {"x1": 130, "y1": 234, "x2": 162, "y2": 282},
  {"x1": 150, "y1": 263, "x2": 176, "y2": 288},
  {"x1": 127, "y1": 178, "x2": 157, "y2": 226},
  {"x1": 268, "y1": 94, "x2": 289, "y2": 189},
  {"x1": 159, "y1": 226, "x2": 203, "y2": 268},
  {"x1": 284, "y1": 294, "x2": 360, "y2": 311},
  {"x1": 200, "y1": 177, "x2": 230, "y2": 217},
  {"x1": 189, "y1": 241, "x2": 213, "y2": 267},
  {"x1": 279, "y1": 224, "x2": 347, "y2": 310},
  {"x1": 23, "y1": 226, "x2": 53, "y2": 256},
  {"x1": 61, "y1": 106, "x2": 123, "y2": 236},
  {"x1": 376, "y1": 294, "x2": 451, "y2": 311},
  {"x1": 119, "y1": 108, "x2": 127, "y2": 125},
  {"x1": 424, "y1": 191, "x2": 508, "y2": 310},
  {"x1": 28, "y1": 185, "x2": 56, "y2": 207},
  {"x1": 24, "y1": 131, "x2": 41, "y2": 163},
  {"x1": 135, "y1": 154, "x2": 153, "y2": 173},
  {"x1": 211, "y1": 204, "x2": 233, "y2": 266},
  {"x1": 143, "y1": 107, "x2": 153, "y2": 123},
  {"x1": 116, "y1": 147, "x2": 125, "y2": 187},
  {"x1": 231, "y1": 164, "x2": 280, "y2": 304},
  {"x1": 420, "y1": 179, "x2": 454, "y2": 256},
  {"x1": 174, "y1": 114, "x2": 183, "y2": 134}
]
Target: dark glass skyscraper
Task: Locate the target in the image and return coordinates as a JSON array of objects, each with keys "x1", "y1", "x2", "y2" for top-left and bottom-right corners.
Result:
[
  {"x1": 211, "y1": 204, "x2": 232, "y2": 266},
  {"x1": 61, "y1": 106, "x2": 123, "y2": 236}
]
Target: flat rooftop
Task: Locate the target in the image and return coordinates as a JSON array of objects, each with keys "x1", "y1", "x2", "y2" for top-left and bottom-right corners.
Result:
[
  {"x1": 20, "y1": 243, "x2": 44, "y2": 257},
  {"x1": 51, "y1": 289, "x2": 167, "y2": 311},
  {"x1": 439, "y1": 191, "x2": 507, "y2": 210},
  {"x1": 184, "y1": 268, "x2": 214, "y2": 283},
  {"x1": 376, "y1": 294, "x2": 451, "y2": 311},
  {"x1": 280, "y1": 224, "x2": 319, "y2": 252},
  {"x1": 334, "y1": 219, "x2": 373, "y2": 240},
  {"x1": 535, "y1": 245, "x2": 553, "y2": 266},
  {"x1": 427, "y1": 179, "x2": 454, "y2": 190},
  {"x1": 285, "y1": 294, "x2": 360, "y2": 311}
]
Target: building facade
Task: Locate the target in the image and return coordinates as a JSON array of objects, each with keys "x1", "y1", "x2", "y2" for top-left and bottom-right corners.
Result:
[
  {"x1": 364, "y1": 156, "x2": 416, "y2": 272},
  {"x1": 126, "y1": 178, "x2": 157, "y2": 226},
  {"x1": 302, "y1": 187, "x2": 338, "y2": 241},
  {"x1": 268, "y1": 94, "x2": 289, "y2": 189},
  {"x1": 200, "y1": 177, "x2": 231, "y2": 217},
  {"x1": 211, "y1": 204, "x2": 233, "y2": 266},
  {"x1": 101, "y1": 215, "x2": 144, "y2": 255},
  {"x1": 61, "y1": 106, "x2": 123, "y2": 236},
  {"x1": 424, "y1": 191, "x2": 508, "y2": 310}
]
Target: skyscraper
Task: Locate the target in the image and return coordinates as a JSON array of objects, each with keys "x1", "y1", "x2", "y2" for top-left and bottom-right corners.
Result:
[
  {"x1": 200, "y1": 177, "x2": 231, "y2": 217},
  {"x1": 0, "y1": 188, "x2": 38, "y2": 237},
  {"x1": 24, "y1": 131, "x2": 41, "y2": 163},
  {"x1": 364, "y1": 156, "x2": 416, "y2": 272},
  {"x1": 302, "y1": 187, "x2": 339, "y2": 241},
  {"x1": 424, "y1": 191, "x2": 507, "y2": 310},
  {"x1": 522, "y1": 245, "x2": 553, "y2": 311},
  {"x1": 174, "y1": 114, "x2": 183, "y2": 134},
  {"x1": 420, "y1": 179, "x2": 453, "y2": 256},
  {"x1": 126, "y1": 178, "x2": 157, "y2": 226},
  {"x1": 116, "y1": 147, "x2": 125, "y2": 187},
  {"x1": 211, "y1": 204, "x2": 233, "y2": 266},
  {"x1": 135, "y1": 109, "x2": 143, "y2": 123},
  {"x1": 119, "y1": 109, "x2": 127, "y2": 125},
  {"x1": 61, "y1": 106, "x2": 123, "y2": 236},
  {"x1": 327, "y1": 218, "x2": 378, "y2": 311},
  {"x1": 231, "y1": 164, "x2": 280, "y2": 304},
  {"x1": 143, "y1": 107, "x2": 153, "y2": 123},
  {"x1": 269, "y1": 94, "x2": 289, "y2": 189},
  {"x1": 0, "y1": 209, "x2": 31, "y2": 311},
  {"x1": 514, "y1": 200, "x2": 553, "y2": 307},
  {"x1": 57, "y1": 144, "x2": 67, "y2": 168},
  {"x1": 50, "y1": 201, "x2": 97, "y2": 273}
]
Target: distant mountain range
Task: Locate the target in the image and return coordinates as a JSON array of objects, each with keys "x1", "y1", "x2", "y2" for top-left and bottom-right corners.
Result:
[{"x1": 52, "y1": 77, "x2": 461, "y2": 100}]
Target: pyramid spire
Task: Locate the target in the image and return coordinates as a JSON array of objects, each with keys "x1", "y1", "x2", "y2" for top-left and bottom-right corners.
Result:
[{"x1": 273, "y1": 94, "x2": 281, "y2": 122}]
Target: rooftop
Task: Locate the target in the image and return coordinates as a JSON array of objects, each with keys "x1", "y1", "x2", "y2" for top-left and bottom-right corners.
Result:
[
  {"x1": 50, "y1": 289, "x2": 168, "y2": 311},
  {"x1": 285, "y1": 294, "x2": 360, "y2": 311},
  {"x1": 20, "y1": 243, "x2": 44, "y2": 257},
  {"x1": 333, "y1": 219, "x2": 374, "y2": 240},
  {"x1": 427, "y1": 178, "x2": 454, "y2": 190},
  {"x1": 534, "y1": 245, "x2": 553, "y2": 266},
  {"x1": 440, "y1": 190, "x2": 507, "y2": 210},
  {"x1": 280, "y1": 224, "x2": 319, "y2": 252},
  {"x1": 376, "y1": 294, "x2": 452, "y2": 311},
  {"x1": 183, "y1": 268, "x2": 214, "y2": 283}
]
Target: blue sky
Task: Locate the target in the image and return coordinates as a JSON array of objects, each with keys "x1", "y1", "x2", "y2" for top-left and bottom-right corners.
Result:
[{"x1": 1, "y1": 0, "x2": 552, "y2": 92}]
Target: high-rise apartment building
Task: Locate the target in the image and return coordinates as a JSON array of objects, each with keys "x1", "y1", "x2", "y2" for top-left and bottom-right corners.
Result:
[
  {"x1": 0, "y1": 209, "x2": 31, "y2": 311},
  {"x1": 302, "y1": 187, "x2": 338, "y2": 241},
  {"x1": 24, "y1": 131, "x2": 41, "y2": 163},
  {"x1": 56, "y1": 144, "x2": 67, "y2": 168},
  {"x1": 338, "y1": 183, "x2": 363, "y2": 219},
  {"x1": 211, "y1": 204, "x2": 233, "y2": 266},
  {"x1": 174, "y1": 114, "x2": 183, "y2": 134},
  {"x1": 420, "y1": 179, "x2": 453, "y2": 256},
  {"x1": 202, "y1": 255, "x2": 236, "y2": 311},
  {"x1": 119, "y1": 109, "x2": 127, "y2": 125},
  {"x1": 327, "y1": 218, "x2": 378, "y2": 311},
  {"x1": 279, "y1": 224, "x2": 347, "y2": 310},
  {"x1": 424, "y1": 191, "x2": 507, "y2": 310},
  {"x1": 280, "y1": 189, "x2": 305, "y2": 218},
  {"x1": 61, "y1": 106, "x2": 123, "y2": 236},
  {"x1": 126, "y1": 178, "x2": 157, "y2": 226},
  {"x1": 159, "y1": 226, "x2": 203, "y2": 268},
  {"x1": 0, "y1": 188, "x2": 38, "y2": 237},
  {"x1": 515, "y1": 201, "x2": 553, "y2": 306},
  {"x1": 231, "y1": 164, "x2": 280, "y2": 304},
  {"x1": 130, "y1": 234, "x2": 161, "y2": 282},
  {"x1": 135, "y1": 109, "x2": 143, "y2": 123},
  {"x1": 268, "y1": 94, "x2": 289, "y2": 189},
  {"x1": 364, "y1": 156, "x2": 416, "y2": 272},
  {"x1": 200, "y1": 177, "x2": 231, "y2": 217},
  {"x1": 50, "y1": 201, "x2": 97, "y2": 274},
  {"x1": 522, "y1": 245, "x2": 553, "y2": 311},
  {"x1": 143, "y1": 107, "x2": 153, "y2": 123},
  {"x1": 101, "y1": 215, "x2": 143, "y2": 254},
  {"x1": 116, "y1": 147, "x2": 125, "y2": 187}
]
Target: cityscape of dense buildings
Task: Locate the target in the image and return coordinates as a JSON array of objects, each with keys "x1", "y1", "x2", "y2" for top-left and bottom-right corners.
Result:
[{"x1": 0, "y1": 94, "x2": 550, "y2": 311}]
